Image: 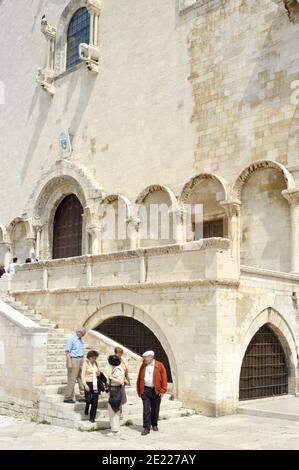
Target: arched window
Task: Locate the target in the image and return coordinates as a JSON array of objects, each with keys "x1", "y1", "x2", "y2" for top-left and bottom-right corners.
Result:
[{"x1": 66, "y1": 7, "x2": 90, "y2": 70}]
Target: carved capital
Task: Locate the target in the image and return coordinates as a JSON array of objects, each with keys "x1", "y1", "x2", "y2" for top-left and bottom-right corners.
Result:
[
  {"x1": 85, "y1": 0, "x2": 102, "y2": 15},
  {"x1": 282, "y1": 189, "x2": 299, "y2": 206},
  {"x1": 127, "y1": 216, "x2": 141, "y2": 231},
  {"x1": 284, "y1": 0, "x2": 299, "y2": 23},
  {"x1": 220, "y1": 199, "x2": 241, "y2": 218}
]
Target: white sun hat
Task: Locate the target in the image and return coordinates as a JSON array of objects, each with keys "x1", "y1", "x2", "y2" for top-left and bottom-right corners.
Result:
[{"x1": 142, "y1": 350, "x2": 155, "y2": 357}]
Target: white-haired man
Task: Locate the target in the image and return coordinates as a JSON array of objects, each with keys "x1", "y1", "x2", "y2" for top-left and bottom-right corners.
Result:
[
  {"x1": 64, "y1": 327, "x2": 87, "y2": 403},
  {"x1": 137, "y1": 350, "x2": 168, "y2": 436}
]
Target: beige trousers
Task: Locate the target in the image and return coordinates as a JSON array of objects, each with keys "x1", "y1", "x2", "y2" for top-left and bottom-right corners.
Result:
[
  {"x1": 108, "y1": 403, "x2": 121, "y2": 432},
  {"x1": 64, "y1": 357, "x2": 84, "y2": 400}
]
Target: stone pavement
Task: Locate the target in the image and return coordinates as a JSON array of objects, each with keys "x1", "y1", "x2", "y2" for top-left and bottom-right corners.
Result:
[
  {"x1": 237, "y1": 396, "x2": 299, "y2": 422},
  {"x1": 0, "y1": 411, "x2": 299, "y2": 450}
]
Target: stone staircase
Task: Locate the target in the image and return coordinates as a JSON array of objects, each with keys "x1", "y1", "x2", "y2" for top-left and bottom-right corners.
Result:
[{"x1": 1, "y1": 293, "x2": 195, "y2": 431}]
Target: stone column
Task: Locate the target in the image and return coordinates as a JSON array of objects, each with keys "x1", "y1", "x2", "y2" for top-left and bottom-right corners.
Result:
[
  {"x1": 127, "y1": 217, "x2": 141, "y2": 250},
  {"x1": 35, "y1": 225, "x2": 42, "y2": 261},
  {"x1": 2, "y1": 244, "x2": 11, "y2": 269},
  {"x1": 36, "y1": 18, "x2": 56, "y2": 95},
  {"x1": 86, "y1": 225, "x2": 102, "y2": 255},
  {"x1": 26, "y1": 237, "x2": 36, "y2": 259},
  {"x1": 169, "y1": 208, "x2": 186, "y2": 244},
  {"x1": 86, "y1": 0, "x2": 101, "y2": 47},
  {"x1": 220, "y1": 200, "x2": 241, "y2": 264},
  {"x1": 80, "y1": 0, "x2": 101, "y2": 73},
  {"x1": 282, "y1": 189, "x2": 299, "y2": 273}
]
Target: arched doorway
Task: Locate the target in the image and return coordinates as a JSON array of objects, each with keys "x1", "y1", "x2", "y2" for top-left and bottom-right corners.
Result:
[
  {"x1": 96, "y1": 316, "x2": 173, "y2": 382},
  {"x1": 53, "y1": 194, "x2": 83, "y2": 259},
  {"x1": 239, "y1": 324, "x2": 288, "y2": 400}
]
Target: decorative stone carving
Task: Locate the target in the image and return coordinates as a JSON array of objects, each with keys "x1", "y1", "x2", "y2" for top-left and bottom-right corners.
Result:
[
  {"x1": 36, "y1": 67, "x2": 55, "y2": 96},
  {"x1": 79, "y1": 0, "x2": 102, "y2": 74},
  {"x1": 284, "y1": 0, "x2": 299, "y2": 22},
  {"x1": 232, "y1": 160, "x2": 295, "y2": 201},
  {"x1": 181, "y1": 173, "x2": 228, "y2": 203},
  {"x1": 36, "y1": 17, "x2": 57, "y2": 96}
]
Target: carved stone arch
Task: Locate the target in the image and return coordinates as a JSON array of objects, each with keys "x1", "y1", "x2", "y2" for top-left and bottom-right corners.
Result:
[
  {"x1": 136, "y1": 184, "x2": 179, "y2": 210},
  {"x1": 101, "y1": 194, "x2": 134, "y2": 219},
  {"x1": 99, "y1": 195, "x2": 134, "y2": 253},
  {"x1": 237, "y1": 307, "x2": 298, "y2": 398},
  {"x1": 232, "y1": 160, "x2": 295, "y2": 201},
  {"x1": 7, "y1": 217, "x2": 34, "y2": 241},
  {"x1": 6, "y1": 217, "x2": 35, "y2": 261},
  {"x1": 55, "y1": 0, "x2": 102, "y2": 75},
  {"x1": 180, "y1": 173, "x2": 228, "y2": 204},
  {"x1": 83, "y1": 302, "x2": 178, "y2": 394},
  {"x1": 25, "y1": 160, "x2": 102, "y2": 220},
  {"x1": 24, "y1": 161, "x2": 102, "y2": 259}
]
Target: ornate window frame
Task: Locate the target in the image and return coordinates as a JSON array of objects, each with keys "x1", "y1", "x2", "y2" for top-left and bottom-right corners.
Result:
[{"x1": 36, "y1": 0, "x2": 101, "y2": 96}]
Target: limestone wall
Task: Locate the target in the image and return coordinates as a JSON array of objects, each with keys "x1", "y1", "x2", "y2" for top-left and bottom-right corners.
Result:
[
  {"x1": 12, "y1": 265, "x2": 299, "y2": 415},
  {"x1": 0, "y1": 300, "x2": 48, "y2": 419}
]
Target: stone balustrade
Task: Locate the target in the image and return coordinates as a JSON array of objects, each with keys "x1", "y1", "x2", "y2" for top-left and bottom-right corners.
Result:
[{"x1": 10, "y1": 238, "x2": 238, "y2": 294}]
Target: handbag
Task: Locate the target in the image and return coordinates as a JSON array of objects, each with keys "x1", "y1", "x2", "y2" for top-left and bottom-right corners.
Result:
[{"x1": 97, "y1": 372, "x2": 108, "y2": 394}]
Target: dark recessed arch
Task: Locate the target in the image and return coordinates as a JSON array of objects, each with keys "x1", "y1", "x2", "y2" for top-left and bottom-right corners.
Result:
[
  {"x1": 53, "y1": 194, "x2": 83, "y2": 259},
  {"x1": 239, "y1": 324, "x2": 289, "y2": 400},
  {"x1": 96, "y1": 315, "x2": 173, "y2": 382}
]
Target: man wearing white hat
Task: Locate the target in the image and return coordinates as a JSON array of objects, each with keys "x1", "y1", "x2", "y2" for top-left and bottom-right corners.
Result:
[{"x1": 136, "y1": 350, "x2": 168, "y2": 436}]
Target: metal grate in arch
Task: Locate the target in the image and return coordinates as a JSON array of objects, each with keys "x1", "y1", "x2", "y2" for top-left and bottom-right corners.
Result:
[{"x1": 239, "y1": 324, "x2": 288, "y2": 400}]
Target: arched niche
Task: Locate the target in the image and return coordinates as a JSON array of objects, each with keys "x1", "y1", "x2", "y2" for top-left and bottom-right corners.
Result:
[
  {"x1": 181, "y1": 174, "x2": 228, "y2": 242},
  {"x1": 238, "y1": 164, "x2": 292, "y2": 271},
  {"x1": 136, "y1": 185, "x2": 179, "y2": 248}
]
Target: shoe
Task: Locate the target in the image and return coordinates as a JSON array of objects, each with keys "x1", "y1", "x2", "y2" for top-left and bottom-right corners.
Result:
[
  {"x1": 64, "y1": 399, "x2": 75, "y2": 404},
  {"x1": 77, "y1": 398, "x2": 86, "y2": 403},
  {"x1": 152, "y1": 426, "x2": 159, "y2": 431},
  {"x1": 89, "y1": 418, "x2": 95, "y2": 423},
  {"x1": 106, "y1": 431, "x2": 121, "y2": 436},
  {"x1": 141, "y1": 428, "x2": 150, "y2": 436}
]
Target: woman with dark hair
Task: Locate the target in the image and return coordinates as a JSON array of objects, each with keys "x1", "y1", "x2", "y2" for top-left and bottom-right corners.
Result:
[
  {"x1": 0, "y1": 265, "x2": 5, "y2": 278},
  {"x1": 107, "y1": 354, "x2": 126, "y2": 436},
  {"x1": 81, "y1": 350, "x2": 100, "y2": 423}
]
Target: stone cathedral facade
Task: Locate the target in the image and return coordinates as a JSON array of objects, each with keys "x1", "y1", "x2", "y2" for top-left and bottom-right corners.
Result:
[{"x1": 1, "y1": 0, "x2": 299, "y2": 417}]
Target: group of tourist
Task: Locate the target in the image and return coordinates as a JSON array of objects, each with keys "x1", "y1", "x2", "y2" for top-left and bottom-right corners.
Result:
[
  {"x1": 0, "y1": 255, "x2": 39, "y2": 279},
  {"x1": 64, "y1": 327, "x2": 168, "y2": 436}
]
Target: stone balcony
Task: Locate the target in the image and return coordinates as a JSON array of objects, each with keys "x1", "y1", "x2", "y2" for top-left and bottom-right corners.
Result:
[{"x1": 10, "y1": 238, "x2": 239, "y2": 294}]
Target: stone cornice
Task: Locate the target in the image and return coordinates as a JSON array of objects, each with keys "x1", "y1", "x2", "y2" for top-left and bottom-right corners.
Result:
[
  {"x1": 12, "y1": 278, "x2": 240, "y2": 295},
  {"x1": 16, "y1": 238, "x2": 231, "y2": 271}
]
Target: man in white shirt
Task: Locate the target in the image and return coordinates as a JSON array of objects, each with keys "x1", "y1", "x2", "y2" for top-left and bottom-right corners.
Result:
[{"x1": 6, "y1": 257, "x2": 18, "y2": 276}]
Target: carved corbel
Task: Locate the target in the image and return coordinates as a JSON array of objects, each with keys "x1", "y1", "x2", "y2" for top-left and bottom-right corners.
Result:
[
  {"x1": 79, "y1": 0, "x2": 102, "y2": 74},
  {"x1": 36, "y1": 17, "x2": 57, "y2": 96},
  {"x1": 284, "y1": 0, "x2": 299, "y2": 22}
]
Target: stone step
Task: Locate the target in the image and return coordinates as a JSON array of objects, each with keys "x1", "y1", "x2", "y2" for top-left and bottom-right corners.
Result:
[
  {"x1": 45, "y1": 377, "x2": 67, "y2": 385},
  {"x1": 76, "y1": 408, "x2": 195, "y2": 432},
  {"x1": 39, "y1": 399, "x2": 185, "y2": 427}
]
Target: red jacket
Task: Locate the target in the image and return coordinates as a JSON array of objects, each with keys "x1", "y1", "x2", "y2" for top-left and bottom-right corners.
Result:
[{"x1": 137, "y1": 360, "x2": 168, "y2": 396}]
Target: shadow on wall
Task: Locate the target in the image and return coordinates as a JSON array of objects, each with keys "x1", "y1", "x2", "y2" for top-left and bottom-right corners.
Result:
[{"x1": 21, "y1": 65, "x2": 97, "y2": 183}]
